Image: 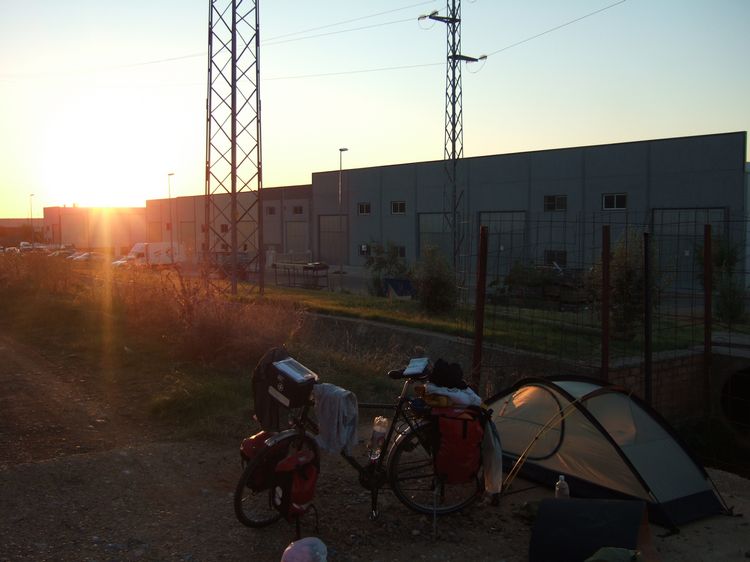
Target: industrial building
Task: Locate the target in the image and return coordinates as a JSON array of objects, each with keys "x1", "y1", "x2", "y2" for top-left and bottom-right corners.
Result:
[{"x1": 40, "y1": 131, "x2": 748, "y2": 284}]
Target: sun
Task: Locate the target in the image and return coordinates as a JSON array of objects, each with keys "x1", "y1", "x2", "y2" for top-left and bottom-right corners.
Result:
[{"x1": 34, "y1": 80, "x2": 194, "y2": 209}]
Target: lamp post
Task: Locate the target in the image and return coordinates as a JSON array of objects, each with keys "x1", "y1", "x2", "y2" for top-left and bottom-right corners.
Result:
[
  {"x1": 29, "y1": 193, "x2": 34, "y2": 244},
  {"x1": 167, "y1": 173, "x2": 175, "y2": 265},
  {"x1": 338, "y1": 148, "x2": 348, "y2": 290}
]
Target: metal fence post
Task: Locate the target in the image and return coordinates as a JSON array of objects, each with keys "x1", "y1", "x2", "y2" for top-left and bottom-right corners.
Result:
[
  {"x1": 601, "y1": 225, "x2": 610, "y2": 382},
  {"x1": 704, "y1": 223, "x2": 712, "y2": 420},
  {"x1": 472, "y1": 225, "x2": 489, "y2": 392},
  {"x1": 644, "y1": 231, "x2": 652, "y2": 406}
]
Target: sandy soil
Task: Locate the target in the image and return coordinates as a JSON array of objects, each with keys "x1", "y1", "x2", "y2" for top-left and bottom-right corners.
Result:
[{"x1": 0, "y1": 331, "x2": 748, "y2": 561}]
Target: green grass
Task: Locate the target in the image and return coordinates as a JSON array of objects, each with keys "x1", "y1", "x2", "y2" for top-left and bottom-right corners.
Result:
[
  {"x1": 0, "y1": 259, "x2": 738, "y2": 440},
  {"x1": 249, "y1": 285, "x2": 471, "y2": 336}
]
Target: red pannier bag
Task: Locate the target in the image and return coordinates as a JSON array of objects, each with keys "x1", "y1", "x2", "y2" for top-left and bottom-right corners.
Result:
[
  {"x1": 432, "y1": 406, "x2": 484, "y2": 484},
  {"x1": 240, "y1": 430, "x2": 288, "y2": 492},
  {"x1": 273, "y1": 449, "x2": 319, "y2": 520}
]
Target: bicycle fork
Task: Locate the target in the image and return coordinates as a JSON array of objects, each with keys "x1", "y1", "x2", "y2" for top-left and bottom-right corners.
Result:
[{"x1": 341, "y1": 452, "x2": 388, "y2": 519}]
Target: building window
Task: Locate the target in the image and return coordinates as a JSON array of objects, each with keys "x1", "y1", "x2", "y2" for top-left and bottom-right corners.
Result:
[
  {"x1": 359, "y1": 243, "x2": 370, "y2": 256},
  {"x1": 220, "y1": 223, "x2": 229, "y2": 233},
  {"x1": 544, "y1": 195, "x2": 567, "y2": 212},
  {"x1": 391, "y1": 201, "x2": 406, "y2": 215},
  {"x1": 544, "y1": 250, "x2": 567, "y2": 267},
  {"x1": 602, "y1": 193, "x2": 627, "y2": 210},
  {"x1": 292, "y1": 205, "x2": 303, "y2": 215},
  {"x1": 201, "y1": 224, "x2": 207, "y2": 233},
  {"x1": 166, "y1": 222, "x2": 172, "y2": 231},
  {"x1": 266, "y1": 206, "x2": 276, "y2": 216},
  {"x1": 201, "y1": 242, "x2": 208, "y2": 251},
  {"x1": 395, "y1": 245, "x2": 406, "y2": 258},
  {"x1": 358, "y1": 202, "x2": 371, "y2": 215}
]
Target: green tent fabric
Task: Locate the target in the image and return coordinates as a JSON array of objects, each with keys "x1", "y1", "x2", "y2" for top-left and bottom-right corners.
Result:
[{"x1": 486, "y1": 376, "x2": 730, "y2": 527}]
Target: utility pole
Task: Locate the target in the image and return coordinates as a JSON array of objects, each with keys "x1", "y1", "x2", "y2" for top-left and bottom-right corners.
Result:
[
  {"x1": 205, "y1": 0, "x2": 263, "y2": 295},
  {"x1": 425, "y1": 1, "x2": 483, "y2": 272},
  {"x1": 168, "y1": 173, "x2": 175, "y2": 265}
]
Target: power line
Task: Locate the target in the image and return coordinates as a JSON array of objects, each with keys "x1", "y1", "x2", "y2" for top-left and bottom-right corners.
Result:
[
  {"x1": 1, "y1": 1, "x2": 628, "y2": 82},
  {"x1": 265, "y1": 61, "x2": 443, "y2": 81},
  {"x1": 486, "y1": 0, "x2": 628, "y2": 57},
  {"x1": 264, "y1": 17, "x2": 417, "y2": 47},
  {"x1": 266, "y1": 0, "x2": 628, "y2": 81},
  {"x1": 264, "y1": 0, "x2": 436, "y2": 41}
]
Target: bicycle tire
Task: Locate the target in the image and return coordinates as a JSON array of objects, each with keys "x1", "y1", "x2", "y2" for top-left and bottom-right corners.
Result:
[
  {"x1": 233, "y1": 433, "x2": 318, "y2": 527},
  {"x1": 388, "y1": 423, "x2": 483, "y2": 515}
]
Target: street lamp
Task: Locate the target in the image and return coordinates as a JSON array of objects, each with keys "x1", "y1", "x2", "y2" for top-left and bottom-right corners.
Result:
[
  {"x1": 29, "y1": 193, "x2": 34, "y2": 244},
  {"x1": 167, "y1": 173, "x2": 175, "y2": 265},
  {"x1": 338, "y1": 148, "x2": 348, "y2": 289}
]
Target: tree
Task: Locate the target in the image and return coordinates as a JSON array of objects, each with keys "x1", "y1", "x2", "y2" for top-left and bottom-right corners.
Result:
[
  {"x1": 586, "y1": 230, "x2": 660, "y2": 340},
  {"x1": 413, "y1": 246, "x2": 458, "y2": 314},
  {"x1": 695, "y1": 237, "x2": 745, "y2": 326},
  {"x1": 363, "y1": 241, "x2": 411, "y2": 297}
]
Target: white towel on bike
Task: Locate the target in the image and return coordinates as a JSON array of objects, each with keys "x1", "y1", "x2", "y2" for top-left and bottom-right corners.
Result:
[
  {"x1": 313, "y1": 383, "x2": 359, "y2": 455},
  {"x1": 424, "y1": 382, "x2": 482, "y2": 407}
]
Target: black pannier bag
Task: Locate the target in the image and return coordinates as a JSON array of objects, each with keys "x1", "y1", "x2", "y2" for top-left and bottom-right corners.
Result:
[{"x1": 252, "y1": 348, "x2": 318, "y2": 431}]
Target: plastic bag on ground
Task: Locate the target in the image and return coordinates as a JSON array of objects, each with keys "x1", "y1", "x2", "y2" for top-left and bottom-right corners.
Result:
[{"x1": 281, "y1": 537, "x2": 328, "y2": 562}]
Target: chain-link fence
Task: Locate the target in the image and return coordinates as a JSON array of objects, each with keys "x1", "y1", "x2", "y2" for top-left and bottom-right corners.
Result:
[{"x1": 457, "y1": 211, "x2": 750, "y2": 472}]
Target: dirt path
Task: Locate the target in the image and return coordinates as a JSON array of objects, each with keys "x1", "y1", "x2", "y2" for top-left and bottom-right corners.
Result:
[{"x1": 1, "y1": 331, "x2": 749, "y2": 561}]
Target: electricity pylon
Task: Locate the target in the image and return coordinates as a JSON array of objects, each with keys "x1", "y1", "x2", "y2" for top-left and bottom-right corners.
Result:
[
  {"x1": 204, "y1": 0, "x2": 264, "y2": 295},
  {"x1": 427, "y1": 0, "x2": 481, "y2": 272}
]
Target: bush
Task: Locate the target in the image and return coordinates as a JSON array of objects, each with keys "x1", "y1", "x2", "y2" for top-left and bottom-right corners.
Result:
[
  {"x1": 586, "y1": 230, "x2": 660, "y2": 340},
  {"x1": 364, "y1": 242, "x2": 411, "y2": 297},
  {"x1": 695, "y1": 237, "x2": 745, "y2": 326},
  {"x1": 413, "y1": 246, "x2": 457, "y2": 314}
]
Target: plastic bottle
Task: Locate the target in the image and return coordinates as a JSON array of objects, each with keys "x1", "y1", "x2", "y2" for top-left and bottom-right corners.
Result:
[
  {"x1": 368, "y1": 416, "x2": 389, "y2": 461},
  {"x1": 555, "y1": 475, "x2": 570, "y2": 498}
]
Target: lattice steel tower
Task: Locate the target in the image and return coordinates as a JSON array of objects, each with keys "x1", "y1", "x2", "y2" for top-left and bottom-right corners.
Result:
[
  {"x1": 204, "y1": 0, "x2": 263, "y2": 295},
  {"x1": 428, "y1": 1, "x2": 479, "y2": 271}
]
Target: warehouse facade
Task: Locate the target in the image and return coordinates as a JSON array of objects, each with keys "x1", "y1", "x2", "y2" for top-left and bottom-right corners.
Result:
[{"x1": 41, "y1": 131, "x2": 748, "y2": 285}]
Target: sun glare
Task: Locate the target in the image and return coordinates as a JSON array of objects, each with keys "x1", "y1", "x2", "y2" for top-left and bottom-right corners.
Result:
[{"x1": 35, "y1": 81, "x2": 191, "y2": 209}]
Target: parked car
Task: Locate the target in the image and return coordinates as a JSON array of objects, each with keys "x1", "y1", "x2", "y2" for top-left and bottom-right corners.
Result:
[
  {"x1": 4, "y1": 247, "x2": 20, "y2": 254},
  {"x1": 72, "y1": 252, "x2": 106, "y2": 262},
  {"x1": 66, "y1": 251, "x2": 87, "y2": 260},
  {"x1": 111, "y1": 256, "x2": 133, "y2": 268},
  {"x1": 48, "y1": 249, "x2": 76, "y2": 258}
]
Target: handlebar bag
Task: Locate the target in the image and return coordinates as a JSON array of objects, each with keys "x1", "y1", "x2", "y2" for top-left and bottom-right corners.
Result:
[{"x1": 432, "y1": 406, "x2": 484, "y2": 484}]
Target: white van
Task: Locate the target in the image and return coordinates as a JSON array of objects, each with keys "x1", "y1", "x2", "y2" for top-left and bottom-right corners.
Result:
[{"x1": 127, "y1": 242, "x2": 184, "y2": 267}]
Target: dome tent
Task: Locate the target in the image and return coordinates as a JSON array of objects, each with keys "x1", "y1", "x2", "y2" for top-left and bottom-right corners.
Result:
[{"x1": 486, "y1": 376, "x2": 730, "y2": 527}]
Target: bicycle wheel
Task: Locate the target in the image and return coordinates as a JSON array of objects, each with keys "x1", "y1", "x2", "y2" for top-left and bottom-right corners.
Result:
[
  {"x1": 233, "y1": 433, "x2": 318, "y2": 527},
  {"x1": 388, "y1": 424, "x2": 482, "y2": 515}
]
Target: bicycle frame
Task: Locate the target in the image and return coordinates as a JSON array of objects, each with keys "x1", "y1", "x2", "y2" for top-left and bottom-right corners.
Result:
[
  {"x1": 248, "y1": 373, "x2": 430, "y2": 521},
  {"x1": 339, "y1": 376, "x2": 428, "y2": 519}
]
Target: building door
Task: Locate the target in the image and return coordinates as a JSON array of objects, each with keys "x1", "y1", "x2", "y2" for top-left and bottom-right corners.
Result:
[
  {"x1": 285, "y1": 221, "x2": 309, "y2": 254},
  {"x1": 319, "y1": 215, "x2": 346, "y2": 265}
]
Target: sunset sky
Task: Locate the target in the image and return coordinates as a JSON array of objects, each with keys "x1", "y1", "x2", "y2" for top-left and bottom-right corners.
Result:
[{"x1": 1, "y1": 0, "x2": 748, "y2": 218}]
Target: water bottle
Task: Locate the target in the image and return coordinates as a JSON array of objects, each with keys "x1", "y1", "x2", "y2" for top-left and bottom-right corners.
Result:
[
  {"x1": 555, "y1": 475, "x2": 570, "y2": 498},
  {"x1": 368, "y1": 416, "x2": 389, "y2": 461}
]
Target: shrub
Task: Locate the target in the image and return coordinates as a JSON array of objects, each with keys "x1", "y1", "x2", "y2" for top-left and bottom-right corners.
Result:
[
  {"x1": 413, "y1": 246, "x2": 457, "y2": 314},
  {"x1": 695, "y1": 237, "x2": 745, "y2": 326},
  {"x1": 586, "y1": 230, "x2": 660, "y2": 340},
  {"x1": 364, "y1": 241, "x2": 411, "y2": 297}
]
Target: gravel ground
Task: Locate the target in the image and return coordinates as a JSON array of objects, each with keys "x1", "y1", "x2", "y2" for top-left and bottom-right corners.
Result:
[{"x1": 1, "y1": 331, "x2": 749, "y2": 561}]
